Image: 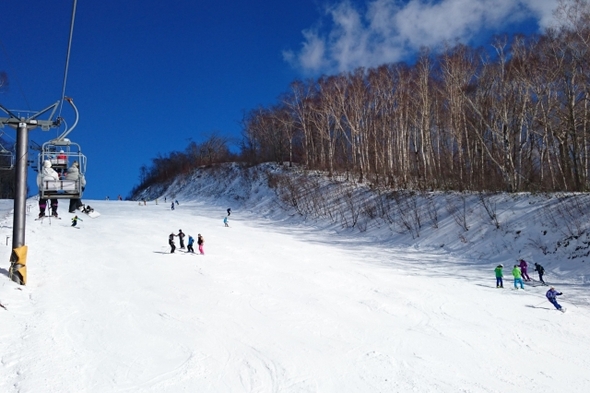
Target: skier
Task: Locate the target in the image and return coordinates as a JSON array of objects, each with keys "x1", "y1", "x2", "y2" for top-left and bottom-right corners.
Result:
[
  {"x1": 38, "y1": 198, "x2": 48, "y2": 219},
  {"x1": 57, "y1": 149, "x2": 67, "y2": 163},
  {"x1": 227, "y1": 208, "x2": 231, "y2": 216},
  {"x1": 71, "y1": 215, "x2": 82, "y2": 227},
  {"x1": 546, "y1": 287, "x2": 565, "y2": 312},
  {"x1": 494, "y1": 264, "x2": 504, "y2": 288},
  {"x1": 187, "y1": 235, "x2": 195, "y2": 253},
  {"x1": 197, "y1": 234, "x2": 204, "y2": 255},
  {"x1": 512, "y1": 265, "x2": 525, "y2": 289},
  {"x1": 518, "y1": 259, "x2": 531, "y2": 281},
  {"x1": 534, "y1": 263, "x2": 546, "y2": 284},
  {"x1": 177, "y1": 229, "x2": 186, "y2": 249},
  {"x1": 223, "y1": 216, "x2": 229, "y2": 227},
  {"x1": 170, "y1": 202, "x2": 175, "y2": 211},
  {"x1": 168, "y1": 233, "x2": 176, "y2": 253},
  {"x1": 50, "y1": 198, "x2": 59, "y2": 218},
  {"x1": 37, "y1": 160, "x2": 60, "y2": 218},
  {"x1": 65, "y1": 161, "x2": 86, "y2": 213}
]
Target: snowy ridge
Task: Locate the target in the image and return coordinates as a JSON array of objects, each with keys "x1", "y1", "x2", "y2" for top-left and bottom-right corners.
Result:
[{"x1": 136, "y1": 163, "x2": 590, "y2": 293}]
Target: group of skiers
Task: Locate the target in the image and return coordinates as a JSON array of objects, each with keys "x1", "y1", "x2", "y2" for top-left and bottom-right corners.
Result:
[
  {"x1": 494, "y1": 259, "x2": 564, "y2": 312},
  {"x1": 494, "y1": 259, "x2": 545, "y2": 288},
  {"x1": 166, "y1": 208, "x2": 232, "y2": 254},
  {"x1": 168, "y1": 229, "x2": 204, "y2": 254}
]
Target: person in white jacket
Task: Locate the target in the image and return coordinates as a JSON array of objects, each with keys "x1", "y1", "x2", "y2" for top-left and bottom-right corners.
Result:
[
  {"x1": 36, "y1": 160, "x2": 59, "y2": 218},
  {"x1": 65, "y1": 161, "x2": 86, "y2": 213}
]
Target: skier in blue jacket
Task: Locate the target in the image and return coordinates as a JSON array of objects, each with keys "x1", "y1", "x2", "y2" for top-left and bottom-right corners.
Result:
[
  {"x1": 546, "y1": 287, "x2": 564, "y2": 311},
  {"x1": 187, "y1": 235, "x2": 195, "y2": 253}
]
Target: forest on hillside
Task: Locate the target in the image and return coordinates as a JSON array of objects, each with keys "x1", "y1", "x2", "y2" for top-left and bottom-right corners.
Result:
[{"x1": 134, "y1": 0, "x2": 590, "y2": 196}]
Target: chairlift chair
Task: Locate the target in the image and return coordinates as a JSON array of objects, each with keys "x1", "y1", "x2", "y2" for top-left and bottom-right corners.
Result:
[
  {"x1": 37, "y1": 139, "x2": 86, "y2": 199},
  {"x1": 0, "y1": 146, "x2": 14, "y2": 170}
]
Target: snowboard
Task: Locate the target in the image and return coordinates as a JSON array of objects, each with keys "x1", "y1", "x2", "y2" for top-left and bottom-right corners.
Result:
[{"x1": 84, "y1": 210, "x2": 100, "y2": 218}]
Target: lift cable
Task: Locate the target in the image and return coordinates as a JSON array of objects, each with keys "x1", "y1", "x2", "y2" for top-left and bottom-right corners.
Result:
[{"x1": 58, "y1": 0, "x2": 78, "y2": 117}]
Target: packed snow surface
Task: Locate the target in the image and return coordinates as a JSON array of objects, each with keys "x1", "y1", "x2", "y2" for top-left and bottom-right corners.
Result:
[{"x1": 1, "y1": 197, "x2": 589, "y2": 392}]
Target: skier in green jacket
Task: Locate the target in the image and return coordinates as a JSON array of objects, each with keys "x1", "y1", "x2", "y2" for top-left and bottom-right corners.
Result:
[
  {"x1": 512, "y1": 265, "x2": 524, "y2": 289},
  {"x1": 494, "y1": 264, "x2": 504, "y2": 288}
]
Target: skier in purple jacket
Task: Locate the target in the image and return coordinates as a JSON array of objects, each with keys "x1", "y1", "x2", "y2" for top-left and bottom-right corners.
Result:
[
  {"x1": 519, "y1": 259, "x2": 531, "y2": 281},
  {"x1": 546, "y1": 287, "x2": 564, "y2": 312}
]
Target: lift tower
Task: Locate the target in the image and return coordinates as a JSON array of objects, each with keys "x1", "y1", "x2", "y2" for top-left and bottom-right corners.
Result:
[{"x1": 0, "y1": 101, "x2": 61, "y2": 284}]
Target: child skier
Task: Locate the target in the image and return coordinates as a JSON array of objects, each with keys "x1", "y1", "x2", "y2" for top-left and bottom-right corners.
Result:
[
  {"x1": 223, "y1": 216, "x2": 229, "y2": 227},
  {"x1": 534, "y1": 263, "x2": 546, "y2": 284},
  {"x1": 518, "y1": 259, "x2": 531, "y2": 281},
  {"x1": 546, "y1": 287, "x2": 565, "y2": 312},
  {"x1": 71, "y1": 215, "x2": 82, "y2": 227},
  {"x1": 169, "y1": 233, "x2": 176, "y2": 253},
  {"x1": 197, "y1": 234, "x2": 204, "y2": 255},
  {"x1": 512, "y1": 265, "x2": 525, "y2": 289},
  {"x1": 494, "y1": 264, "x2": 504, "y2": 288},
  {"x1": 187, "y1": 235, "x2": 195, "y2": 253}
]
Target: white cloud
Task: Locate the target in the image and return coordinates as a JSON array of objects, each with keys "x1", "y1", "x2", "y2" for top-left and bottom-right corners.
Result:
[{"x1": 286, "y1": 0, "x2": 558, "y2": 74}]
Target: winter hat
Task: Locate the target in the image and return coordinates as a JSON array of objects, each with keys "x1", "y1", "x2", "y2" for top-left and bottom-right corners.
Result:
[
  {"x1": 43, "y1": 160, "x2": 52, "y2": 168},
  {"x1": 499, "y1": 264, "x2": 503, "y2": 267}
]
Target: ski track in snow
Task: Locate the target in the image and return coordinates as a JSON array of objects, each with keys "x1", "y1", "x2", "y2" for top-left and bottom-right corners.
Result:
[{"x1": 0, "y1": 198, "x2": 589, "y2": 392}]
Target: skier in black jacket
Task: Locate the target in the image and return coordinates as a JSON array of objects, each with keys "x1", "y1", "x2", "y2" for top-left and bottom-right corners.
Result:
[
  {"x1": 534, "y1": 263, "x2": 546, "y2": 284},
  {"x1": 177, "y1": 229, "x2": 186, "y2": 249},
  {"x1": 169, "y1": 233, "x2": 176, "y2": 253}
]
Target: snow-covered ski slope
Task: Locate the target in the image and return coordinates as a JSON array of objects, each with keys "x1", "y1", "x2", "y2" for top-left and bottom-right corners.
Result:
[{"x1": 1, "y1": 196, "x2": 589, "y2": 393}]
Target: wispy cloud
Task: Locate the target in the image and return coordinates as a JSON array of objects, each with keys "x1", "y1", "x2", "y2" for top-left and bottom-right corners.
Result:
[{"x1": 283, "y1": 0, "x2": 558, "y2": 74}]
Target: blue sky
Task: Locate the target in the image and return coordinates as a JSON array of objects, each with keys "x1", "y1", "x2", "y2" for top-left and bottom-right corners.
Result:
[{"x1": 0, "y1": 0, "x2": 558, "y2": 200}]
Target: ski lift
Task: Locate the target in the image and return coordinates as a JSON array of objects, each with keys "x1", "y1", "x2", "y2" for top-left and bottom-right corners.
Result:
[
  {"x1": 0, "y1": 145, "x2": 14, "y2": 170},
  {"x1": 0, "y1": 130, "x2": 15, "y2": 170},
  {"x1": 37, "y1": 97, "x2": 86, "y2": 199},
  {"x1": 37, "y1": 139, "x2": 86, "y2": 199}
]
